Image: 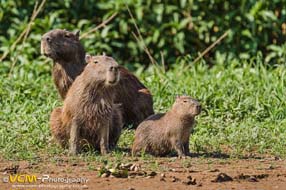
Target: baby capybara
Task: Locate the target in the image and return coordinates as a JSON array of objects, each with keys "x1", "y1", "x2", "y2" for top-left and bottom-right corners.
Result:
[
  {"x1": 132, "y1": 96, "x2": 201, "y2": 158},
  {"x1": 50, "y1": 55, "x2": 123, "y2": 155}
]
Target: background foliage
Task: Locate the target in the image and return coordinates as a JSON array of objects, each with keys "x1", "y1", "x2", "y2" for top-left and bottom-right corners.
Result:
[
  {"x1": 1, "y1": 0, "x2": 286, "y2": 69},
  {"x1": 0, "y1": 0, "x2": 286, "y2": 160}
]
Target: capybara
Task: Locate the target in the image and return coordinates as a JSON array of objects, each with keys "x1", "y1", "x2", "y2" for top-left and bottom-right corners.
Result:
[
  {"x1": 41, "y1": 29, "x2": 154, "y2": 127},
  {"x1": 41, "y1": 29, "x2": 86, "y2": 99},
  {"x1": 85, "y1": 54, "x2": 154, "y2": 127},
  {"x1": 50, "y1": 55, "x2": 123, "y2": 155},
  {"x1": 132, "y1": 96, "x2": 201, "y2": 158}
]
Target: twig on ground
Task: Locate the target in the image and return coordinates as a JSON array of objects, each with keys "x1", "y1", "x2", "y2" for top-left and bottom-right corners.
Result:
[
  {"x1": 192, "y1": 30, "x2": 230, "y2": 64},
  {"x1": 80, "y1": 12, "x2": 118, "y2": 39}
]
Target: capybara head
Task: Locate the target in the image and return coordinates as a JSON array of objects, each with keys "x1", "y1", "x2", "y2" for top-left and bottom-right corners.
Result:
[
  {"x1": 87, "y1": 55, "x2": 120, "y2": 86},
  {"x1": 172, "y1": 95, "x2": 201, "y2": 117},
  {"x1": 41, "y1": 29, "x2": 85, "y2": 62}
]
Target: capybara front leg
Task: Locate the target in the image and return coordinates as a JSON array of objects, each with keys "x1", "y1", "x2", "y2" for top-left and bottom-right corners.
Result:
[
  {"x1": 172, "y1": 139, "x2": 186, "y2": 158},
  {"x1": 100, "y1": 125, "x2": 110, "y2": 155},
  {"x1": 69, "y1": 120, "x2": 80, "y2": 155},
  {"x1": 183, "y1": 142, "x2": 190, "y2": 156}
]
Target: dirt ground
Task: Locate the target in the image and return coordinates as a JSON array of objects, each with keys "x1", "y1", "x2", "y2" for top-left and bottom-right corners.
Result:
[{"x1": 1, "y1": 155, "x2": 286, "y2": 190}]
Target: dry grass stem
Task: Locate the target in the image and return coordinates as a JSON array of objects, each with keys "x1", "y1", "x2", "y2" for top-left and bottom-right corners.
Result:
[{"x1": 80, "y1": 12, "x2": 118, "y2": 39}]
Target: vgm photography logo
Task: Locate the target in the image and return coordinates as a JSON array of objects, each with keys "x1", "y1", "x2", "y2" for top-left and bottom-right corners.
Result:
[{"x1": 2, "y1": 174, "x2": 89, "y2": 184}]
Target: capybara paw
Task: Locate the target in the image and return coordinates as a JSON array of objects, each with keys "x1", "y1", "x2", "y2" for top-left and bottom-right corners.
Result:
[
  {"x1": 184, "y1": 152, "x2": 191, "y2": 157},
  {"x1": 178, "y1": 154, "x2": 188, "y2": 159},
  {"x1": 68, "y1": 147, "x2": 79, "y2": 156},
  {"x1": 100, "y1": 148, "x2": 110, "y2": 155}
]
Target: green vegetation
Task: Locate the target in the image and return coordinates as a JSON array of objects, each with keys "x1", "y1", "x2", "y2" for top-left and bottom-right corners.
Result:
[
  {"x1": 0, "y1": 1, "x2": 286, "y2": 160},
  {"x1": 1, "y1": 55, "x2": 286, "y2": 160},
  {"x1": 1, "y1": 0, "x2": 286, "y2": 67}
]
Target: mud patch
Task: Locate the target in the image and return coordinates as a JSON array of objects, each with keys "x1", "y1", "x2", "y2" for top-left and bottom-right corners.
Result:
[{"x1": 0, "y1": 157, "x2": 285, "y2": 190}]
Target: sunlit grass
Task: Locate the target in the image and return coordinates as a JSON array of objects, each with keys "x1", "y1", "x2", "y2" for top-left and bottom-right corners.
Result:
[{"x1": 1, "y1": 57, "x2": 286, "y2": 160}]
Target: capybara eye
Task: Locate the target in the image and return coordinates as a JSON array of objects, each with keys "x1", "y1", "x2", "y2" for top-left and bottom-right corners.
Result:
[{"x1": 183, "y1": 100, "x2": 188, "y2": 103}]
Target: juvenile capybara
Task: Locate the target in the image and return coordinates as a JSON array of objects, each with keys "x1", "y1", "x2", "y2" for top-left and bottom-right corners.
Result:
[
  {"x1": 85, "y1": 54, "x2": 154, "y2": 127},
  {"x1": 132, "y1": 96, "x2": 201, "y2": 158},
  {"x1": 50, "y1": 55, "x2": 123, "y2": 155},
  {"x1": 41, "y1": 29, "x2": 154, "y2": 127}
]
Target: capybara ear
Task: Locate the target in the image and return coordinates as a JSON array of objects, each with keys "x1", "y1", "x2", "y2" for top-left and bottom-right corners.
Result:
[
  {"x1": 74, "y1": 30, "x2": 80, "y2": 39},
  {"x1": 85, "y1": 54, "x2": 92, "y2": 63}
]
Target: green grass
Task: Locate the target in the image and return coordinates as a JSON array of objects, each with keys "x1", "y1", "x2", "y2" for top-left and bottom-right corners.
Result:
[{"x1": 1, "y1": 56, "x2": 286, "y2": 161}]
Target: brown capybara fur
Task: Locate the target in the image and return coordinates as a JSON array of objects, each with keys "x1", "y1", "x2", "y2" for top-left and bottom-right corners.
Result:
[
  {"x1": 49, "y1": 55, "x2": 123, "y2": 155},
  {"x1": 50, "y1": 107, "x2": 67, "y2": 146},
  {"x1": 132, "y1": 96, "x2": 201, "y2": 158},
  {"x1": 41, "y1": 29, "x2": 154, "y2": 127},
  {"x1": 41, "y1": 29, "x2": 86, "y2": 100},
  {"x1": 85, "y1": 54, "x2": 154, "y2": 127}
]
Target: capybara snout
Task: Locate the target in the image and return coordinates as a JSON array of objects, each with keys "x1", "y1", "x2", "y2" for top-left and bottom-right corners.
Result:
[{"x1": 172, "y1": 96, "x2": 201, "y2": 117}]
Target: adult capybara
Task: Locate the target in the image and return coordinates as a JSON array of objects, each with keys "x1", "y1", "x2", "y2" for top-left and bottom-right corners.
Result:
[
  {"x1": 132, "y1": 96, "x2": 201, "y2": 158},
  {"x1": 85, "y1": 54, "x2": 154, "y2": 127},
  {"x1": 50, "y1": 55, "x2": 122, "y2": 155},
  {"x1": 41, "y1": 29, "x2": 85, "y2": 99},
  {"x1": 41, "y1": 29, "x2": 154, "y2": 127}
]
